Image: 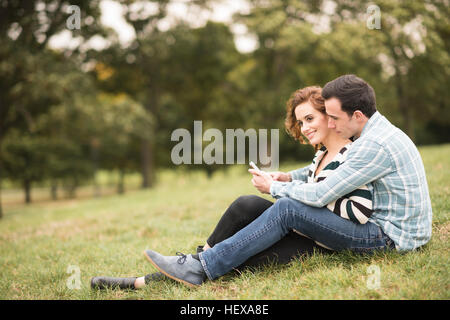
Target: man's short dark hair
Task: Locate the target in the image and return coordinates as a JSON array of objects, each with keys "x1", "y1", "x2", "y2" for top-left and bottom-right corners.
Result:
[{"x1": 322, "y1": 74, "x2": 377, "y2": 118}]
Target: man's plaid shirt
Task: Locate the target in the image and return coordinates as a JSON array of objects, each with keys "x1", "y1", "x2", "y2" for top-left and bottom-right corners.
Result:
[{"x1": 270, "y1": 111, "x2": 433, "y2": 251}]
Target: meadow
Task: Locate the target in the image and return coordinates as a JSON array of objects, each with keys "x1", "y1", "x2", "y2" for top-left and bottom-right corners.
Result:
[{"x1": 0, "y1": 144, "x2": 449, "y2": 300}]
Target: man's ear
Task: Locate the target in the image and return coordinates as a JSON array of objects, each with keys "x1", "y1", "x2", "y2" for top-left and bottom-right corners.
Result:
[{"x1": 353, "y1": 110, "x2": 366, "y2": 122}]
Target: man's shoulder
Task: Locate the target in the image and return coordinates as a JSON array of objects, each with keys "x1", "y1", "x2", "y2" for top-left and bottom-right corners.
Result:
[
  {"x1": 352, "y1": 113, "x2": 420, "y2": 165},
  {"x1": 370, "y1": 115, "x2": 416, "y2": 149},
  {"x1": 360, "y1": 113, "x2": 412, "y2": 147},
  {"x1": 366, "y1": 113, "x2": 398, "y2": 137}
]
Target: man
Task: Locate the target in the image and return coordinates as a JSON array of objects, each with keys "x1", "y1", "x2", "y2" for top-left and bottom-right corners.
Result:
[{"x1": 144, "y1": 74, "x2": 433, "y2": 287}]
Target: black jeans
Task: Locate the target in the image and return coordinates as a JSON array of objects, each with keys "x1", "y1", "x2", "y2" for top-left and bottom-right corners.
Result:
[{"x1": 206, "y1": 195, "x2": 331, "y2": 270}]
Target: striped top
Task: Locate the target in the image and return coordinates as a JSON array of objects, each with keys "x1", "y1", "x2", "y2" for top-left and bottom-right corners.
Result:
[{"x1": 307, "y1": 144, "x2": 373, "y2": 224}]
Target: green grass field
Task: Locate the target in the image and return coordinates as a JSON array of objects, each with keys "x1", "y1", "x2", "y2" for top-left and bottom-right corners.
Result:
[{"x1": 1, "y1": 144, "x2": 449, "y2": 300}]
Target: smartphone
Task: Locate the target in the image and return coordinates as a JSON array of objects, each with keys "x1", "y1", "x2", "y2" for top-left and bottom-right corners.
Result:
[{"x1": 249, "y1": 161, "x2": 262, "y2": 172}]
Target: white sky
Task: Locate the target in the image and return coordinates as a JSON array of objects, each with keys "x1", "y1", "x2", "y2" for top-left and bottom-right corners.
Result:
[{"x1": 49, "y1": 0, "x2": 258, "y2": 53}]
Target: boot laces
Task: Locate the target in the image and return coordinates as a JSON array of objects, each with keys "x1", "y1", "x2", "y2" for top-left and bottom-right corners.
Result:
[{"x1": 176, "y1": 252, "x2": 187, "y2": 264}]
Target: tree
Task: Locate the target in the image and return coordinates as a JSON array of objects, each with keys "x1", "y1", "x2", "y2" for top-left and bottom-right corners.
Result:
[
  {"x1": 0, "y1": 0, "x2": 104, "y2": 216},
  {"x1": 2, "y1": 131, "x2": 47, "y2": 203},
  {"x1": 90, "y1": 93, "x2": 154, "y2": 194},
  {"x1": 116, "y1": 0, "x2": 214, "y2": 187},
  {"x1": 324, "y1": 0, "x2": 450, "y2": 141}
]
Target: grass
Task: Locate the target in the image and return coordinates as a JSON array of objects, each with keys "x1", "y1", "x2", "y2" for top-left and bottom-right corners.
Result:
[{"x1": 0, "y1": 144, "x2": 449, "y2": 300}]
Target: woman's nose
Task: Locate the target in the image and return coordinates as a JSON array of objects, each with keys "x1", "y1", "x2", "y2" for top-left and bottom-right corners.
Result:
[{"x1": 301, "y1": 124, "x2": 309, "y2": 134}]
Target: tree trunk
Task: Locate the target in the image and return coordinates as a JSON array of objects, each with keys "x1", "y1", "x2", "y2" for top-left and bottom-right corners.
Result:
[
  {"x1": 399, "y1": 99, "x2": 415, "y2": 141},
  {"x1": 24, "y1": 179, "x2": 31, "y2": 204},
  {"x1": 117, "y1": 168, "x2": 125, "y2": 194},
  {"x1": 205, "y1": 165, "x2": 214, "y2": 179},
  {"x1": 0, "y1": 175, "x2": 3, "y2": 218},
  {"x1": 65, "y1": 178, "x2": 77, "y2": 199},
  {"x1": 387, "y1": 32, "x2": 415, "y2": 142},
  {"x1": 141, "y1": 139, "x2": 151, "y2": 188},
  {"x1": 141, "y1": 136, "x2": 156, "y2": 188},
  {"x1": 141, "y1": 88, "x2": 158, "y2": 189},
  {"x1": 50, "y1": 181, "x2": 58, "y2": 200},
  {"x1": 0, "y1": 136, "x2": 3, "y2": 219},
  {"x1": 91, "y1": 140, "x2": 101, "y2": 197},
  {"x1": 394, "y1": 73, "x2": 415, "y2": 141}
]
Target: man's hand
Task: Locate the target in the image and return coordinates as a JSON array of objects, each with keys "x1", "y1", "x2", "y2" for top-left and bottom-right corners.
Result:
[{"x1": 248, "y1": 169, "x2": 274, "y2": 194}]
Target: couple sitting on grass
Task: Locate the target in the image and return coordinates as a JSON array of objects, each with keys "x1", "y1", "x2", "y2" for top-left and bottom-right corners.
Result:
[{"x1": 91, "y1": 74, "x2": 433, "y2": 290}]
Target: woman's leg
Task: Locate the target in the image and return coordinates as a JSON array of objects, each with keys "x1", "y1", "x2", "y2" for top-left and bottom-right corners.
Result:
[
  {"x1": 204, "y1": 195, "x2": 331, "y2": 270},
  {"x1": 206, "y1": 195, "x2": 274, "y2": 248}
]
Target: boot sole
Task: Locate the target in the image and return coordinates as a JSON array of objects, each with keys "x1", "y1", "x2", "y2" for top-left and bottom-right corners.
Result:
[{"x1": 143, "y1": 250, "x2": 199, "y2": 288}]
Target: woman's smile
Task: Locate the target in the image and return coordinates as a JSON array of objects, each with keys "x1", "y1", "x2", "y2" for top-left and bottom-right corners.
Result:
[{"x1": 305, "y1": 130, "x2": 316, "y2": 141}]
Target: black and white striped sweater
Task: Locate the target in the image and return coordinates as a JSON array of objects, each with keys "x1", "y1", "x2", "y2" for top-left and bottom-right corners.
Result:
[{"x1": 307, "y1": 143, "x2": 373, "y2": 224}]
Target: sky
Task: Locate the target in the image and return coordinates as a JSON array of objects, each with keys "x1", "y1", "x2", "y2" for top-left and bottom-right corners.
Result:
[{"x1": 49, "y1": 0, "x2": 258, "y2": 53}]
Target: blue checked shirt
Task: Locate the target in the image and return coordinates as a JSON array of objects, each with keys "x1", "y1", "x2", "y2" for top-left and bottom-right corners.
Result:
[{"x1": 270, "y1": 111, "x2": 433, "y2": 251}]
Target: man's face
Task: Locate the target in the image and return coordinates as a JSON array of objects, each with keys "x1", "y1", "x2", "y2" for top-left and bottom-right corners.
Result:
[{"x1": 325, "y1": 97, "x2": 360, "y2": 139}]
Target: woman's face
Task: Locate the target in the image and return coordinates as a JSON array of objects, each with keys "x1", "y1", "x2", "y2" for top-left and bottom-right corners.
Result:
[{"x1": 295, "y1": 101, "x2": 330, "y2": 146}]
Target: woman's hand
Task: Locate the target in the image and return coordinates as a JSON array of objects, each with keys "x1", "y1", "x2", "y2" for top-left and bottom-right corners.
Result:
[
  {"x1": 268, "y1": 171, "x2": 292, "y2": 182},
  {"x1": 248, "y1": 169, "x2": 274, "y2": 194}
]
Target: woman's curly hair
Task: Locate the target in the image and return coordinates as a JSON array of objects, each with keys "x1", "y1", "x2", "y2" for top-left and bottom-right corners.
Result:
[{"x1": 284, "y1": 86, "x2": 326, "y2": 150}]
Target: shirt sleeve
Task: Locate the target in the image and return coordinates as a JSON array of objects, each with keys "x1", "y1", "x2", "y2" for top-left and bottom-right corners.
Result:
[
  {"x1": 288, "y1": 165, "x2": 310, "y2": 182},
  {"x1": 270, "y1": 138, "x2": 393, "y2": 207}
]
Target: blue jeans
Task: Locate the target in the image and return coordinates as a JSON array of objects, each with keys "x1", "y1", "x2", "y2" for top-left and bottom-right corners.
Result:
[{"x1": 199, "y1": 197, "x2": 395, "y2": 280}]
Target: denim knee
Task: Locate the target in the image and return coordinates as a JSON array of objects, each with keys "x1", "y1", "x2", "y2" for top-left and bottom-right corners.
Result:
[
  {"x1": 274, "y1": 197, "x2": 307, "y2": 213},
  {"x1": 271, "y1": 197, "x2": 309, "y2": 230}
]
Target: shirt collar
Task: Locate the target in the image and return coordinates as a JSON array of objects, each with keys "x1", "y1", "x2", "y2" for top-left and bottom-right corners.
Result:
[{"x1": 359, "y1": 111, "x2": 381, "y2": 138}]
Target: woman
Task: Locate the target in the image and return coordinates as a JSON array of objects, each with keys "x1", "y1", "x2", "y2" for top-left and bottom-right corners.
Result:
[{"x1": 91, "y1": 86, "x2": 373, "y2": 290}]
